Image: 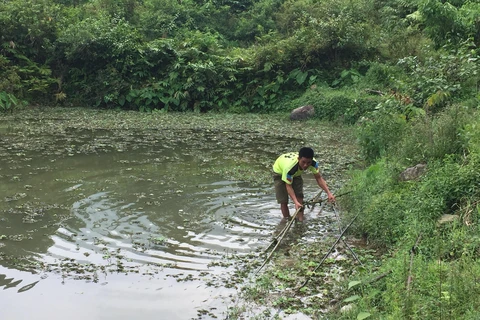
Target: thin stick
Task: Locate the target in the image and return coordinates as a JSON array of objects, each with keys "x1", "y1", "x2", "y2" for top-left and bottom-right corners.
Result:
[
  {"x1": 297, "y1": 213, "x2": 359, "y2": 290},
  {"x1": 406, "y1": 233, "x2": 422, "y2": 291},
  {"x1": 307, "y1": 190, "x2": 324, "y2": 212},
  {"x1": 332, "y1": 203, "x2": 363, "y2": 266}
]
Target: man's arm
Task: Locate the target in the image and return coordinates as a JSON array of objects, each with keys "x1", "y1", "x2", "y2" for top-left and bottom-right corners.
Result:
[{"x1": 314, "y1": 172, "x2": 335, "y2": 202}]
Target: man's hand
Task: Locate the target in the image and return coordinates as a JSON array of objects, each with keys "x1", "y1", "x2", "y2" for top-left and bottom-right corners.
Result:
[
  {"x1": 294, "y1": 201, "x2": 303, "y2": 210},
  {"x1": 327, "y1": 192, "x2": 336, "y2": 203}
]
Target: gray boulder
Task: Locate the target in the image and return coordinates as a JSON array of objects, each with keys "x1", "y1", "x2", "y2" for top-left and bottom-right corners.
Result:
[
  {"x1": 437, "y1": 214, "x2": 459, "y2": 225},
  {"x1": 290, "y1": 105, "x2": 315, "y2": 120},
  {"x1": 399, "y1": 163, "x2": 427, "y2": 181}
]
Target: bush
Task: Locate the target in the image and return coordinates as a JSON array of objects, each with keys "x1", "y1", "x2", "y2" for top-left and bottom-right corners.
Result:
[
  {"x1": 0, "y1": 55, "x2": 22, "y2": 95},
  {"x1": 342, "y1": 151, "x2": 479, "y2": 250},
  {"x1": 0, "y1": 91, "x2": 24, "y2": 113},
  {"x1": 394, "y1": 105, "x2": 471, "y2": 164},
  {"x1": 342, "y1": 151, "x2": 480, "y2": 317},
  {"x1": 395, "y1": 40, "x2": 479, "y2": 110},
  {"x1": 362, "y1": 62, "x2": 402, "y2": 91},
  {"x1": 289, "y1": 87, "x2": 384, "y2": 124},
  {"x1": 356, "y1": 110, "x2": 408, "y2": 164}
]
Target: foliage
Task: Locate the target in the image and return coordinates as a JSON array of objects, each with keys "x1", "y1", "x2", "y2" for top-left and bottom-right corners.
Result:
[
  {"x1": 0, "y1": 0, "x2": 64, "y2": 60},
  {"x1": 0, "y1": 55, "x2": 22, "y2": 95},
  {"x1": 230, "y1": 0, "x2": 280, "y2": 43},
  {"x1": 394, "y1": 105, "x2": 471, "y2": 163},
  {"x1": 419, "y1": 0, "x2": 480, "y2": 48},
  {"x1": 0, "y1": 91, "x2": 25, "y2": 113},
  {"x1": 338, "y1": 108, "x2": 480, "y2": 318},
  {"x1": 357, "y1": 109, "x2": 408, "y2": 163},
  {"x1": 56, "y1": 14, "x2": 143, "y2": 106},
  {"x1": 289, "y1": 87, "x2": 384, "y2": 124},
  {"x1": 343, "y1": 135, "x2": 479, "y2": 244},
  {"x1": 1, "y1": 0, "x2": 478, "y2": 112},
  {"x1": 361, "y1": 62, "x2": 403, "y2": 91},
  {"x1": 0, "y1": 49, "x2": 56, "y2": 102},
  {"x1": 375, "y1": 0, "x2": 429, "y2": 60},
  {"x1": 395, "y1": 39, "x2": 479, "y2": 109},
  {"x1": 2, "y1": 0, "x2": 480, "y2": 318},
  {"x1": 273, "y1": 0, "x2": 379, "y2": 69}
]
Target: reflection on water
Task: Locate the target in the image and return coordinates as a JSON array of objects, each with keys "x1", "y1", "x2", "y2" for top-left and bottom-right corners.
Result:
[
  {"x1": 1, "y1": 126, "x2": 326, "y2": 319},
  {"x1": 0, "y1": 272, "x2": 39, "y2": 292}
]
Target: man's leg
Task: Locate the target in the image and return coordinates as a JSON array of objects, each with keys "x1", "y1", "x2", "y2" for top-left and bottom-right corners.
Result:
[
  {"x1": 292, "y1": 177, "x2": 304, "y2": 221},
  {"x1": 280, "y1": 202, "x2": 290, "y2": 219},
  {"x1": 274, "y1": 174, "x2": 290, "y2": 219},
  {"x1": 296, "y1": 195, "x2": 305, "y2": 221}
]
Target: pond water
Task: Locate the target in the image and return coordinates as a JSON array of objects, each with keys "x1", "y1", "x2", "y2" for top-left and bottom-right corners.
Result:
[{"x1": 0, "y1": 114, "x2": 346, "y2": 320}]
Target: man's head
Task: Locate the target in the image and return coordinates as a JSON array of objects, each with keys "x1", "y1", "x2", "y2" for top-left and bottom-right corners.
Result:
[{"x1": 298, "y1": 147, "x2": 314, "y2": 170}]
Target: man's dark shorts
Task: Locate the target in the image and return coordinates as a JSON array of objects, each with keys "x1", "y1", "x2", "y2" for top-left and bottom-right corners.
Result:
[{"x1": 273, "y1": 174, "x2": 303, "y2": 203}]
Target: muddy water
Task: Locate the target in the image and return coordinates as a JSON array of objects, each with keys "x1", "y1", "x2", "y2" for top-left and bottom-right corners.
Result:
[{"x1": 0, "y1": 114, "x2": 343, "y2": 320}]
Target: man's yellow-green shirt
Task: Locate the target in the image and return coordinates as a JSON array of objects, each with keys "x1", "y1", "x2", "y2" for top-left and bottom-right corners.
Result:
[{"x1": 273, "y1": 152, "x2": 320, "y2": 184}]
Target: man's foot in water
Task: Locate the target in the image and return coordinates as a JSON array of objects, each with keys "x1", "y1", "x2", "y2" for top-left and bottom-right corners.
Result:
[{"x1": 296, "y1": 212, "x2": 304, "y2": 222}]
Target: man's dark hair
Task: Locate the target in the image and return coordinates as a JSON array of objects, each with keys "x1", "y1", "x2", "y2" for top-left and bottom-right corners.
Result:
[{"x1": 299, "y1": 147, "x2": 314, "y2": 159}]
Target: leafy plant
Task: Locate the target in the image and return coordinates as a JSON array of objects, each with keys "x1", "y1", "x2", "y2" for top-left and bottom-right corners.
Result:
[
  {"x1": 332, "y1": 69, "x2": 362, "y2": 88},
  {"x1": 395, "y1": 39, "x2": 479, "y2": 110},
  {"x1": 290, "y1": 87, "x2": 383, "y2": 124},
  {"x1": 0, "y1": 91, "x2": 24, "y2": 113}
]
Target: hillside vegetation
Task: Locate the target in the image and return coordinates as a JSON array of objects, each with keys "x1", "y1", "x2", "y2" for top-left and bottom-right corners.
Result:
[{"x1": 1, "y1": 0, "x2": 480, "y2": 318}]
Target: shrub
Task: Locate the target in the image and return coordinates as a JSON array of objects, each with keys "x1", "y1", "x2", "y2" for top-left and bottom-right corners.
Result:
[
  {"x1": 0, "y1": 91, "x2": 24, "y2": 113},
  {"x1": 394, "y1": 105, "x2": 471, "y2": 163},
  {"x1": 395, "y1": 40, "x2": 479, "y2": 110},
  {"x1": 343, "y1": 132, "x2": 480, "y2": 249},
  {"x1": 289, "y1": 87, "x2": 384, "y2": 124},
  {"x1": 0, "y1": 55, "x2": 22, "y2": 96},
  {"x1": 362, "y1": 62, "x2": 402, "y2": 91}
]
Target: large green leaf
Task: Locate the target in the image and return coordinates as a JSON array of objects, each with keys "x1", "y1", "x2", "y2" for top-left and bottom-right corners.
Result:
[
  {"x1": 348, "y1": 280, "x2": 362, "y2": 289},
  {"x1": 357, "y1": 312, "x2": 371, "y2": 320},
  {"x1": 344, "y1": 295, "x2": 360, "y2": 302}
]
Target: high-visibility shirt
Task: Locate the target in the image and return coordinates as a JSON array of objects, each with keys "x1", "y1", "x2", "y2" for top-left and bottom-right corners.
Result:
[{"x1": 273, "y1": 152, "x2": 320, "y2": 184}]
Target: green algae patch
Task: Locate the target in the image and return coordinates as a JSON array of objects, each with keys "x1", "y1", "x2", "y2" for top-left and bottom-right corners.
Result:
[{"x1": 0, "y1": 107, "x2": 359, "y2": 185}]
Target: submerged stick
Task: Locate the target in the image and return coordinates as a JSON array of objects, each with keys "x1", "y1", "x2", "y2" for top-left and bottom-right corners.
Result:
[{"x1": 297, "y1": 213, "x2": 359, "y2": 290}]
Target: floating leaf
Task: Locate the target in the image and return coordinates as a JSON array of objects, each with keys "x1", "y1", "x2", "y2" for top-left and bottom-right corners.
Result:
[{"x1": 17, "y1": 281, "x2": 39, "y2": 293}]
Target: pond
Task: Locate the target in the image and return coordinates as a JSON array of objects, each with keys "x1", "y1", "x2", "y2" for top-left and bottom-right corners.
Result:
[{"x1": 0, "y1": 108, "x2": 358, "y2": 319}]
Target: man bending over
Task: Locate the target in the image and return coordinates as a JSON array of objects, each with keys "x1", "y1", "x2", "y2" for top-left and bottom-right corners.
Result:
[{"x1": 273, "y1": 147, "x2": 335, "y2": 221}]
